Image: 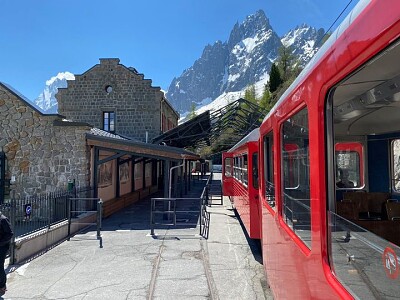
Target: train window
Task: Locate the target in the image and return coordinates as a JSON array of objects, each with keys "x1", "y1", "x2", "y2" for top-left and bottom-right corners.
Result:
[
  {"x1": 283, "y1": 144, "x2": 300, "y2": 189},
  {"x1": 224, "y1": 157, "x2": 232, "y2": 177},
  {"x1": 281, "y1": 107, "x2": 311, "y2": 248},
  {"x1": 263, "y1": 132, "x2": 275, "y2": 210},
  {"x1": 391, "y1": 139, "x2": 400, "y2": 192},
  {"x1": 252, "y1": 153, "x2": 259, "y2": 189},
  {"x1": 327, "y1": 39, "x2": 400, "y2": 298},
  {"x1": 243, "y1": 154, "x2": 248, "y2": 186},
  {"x1": 335, "y1": 142, "x2": 364, "y2": 189}
]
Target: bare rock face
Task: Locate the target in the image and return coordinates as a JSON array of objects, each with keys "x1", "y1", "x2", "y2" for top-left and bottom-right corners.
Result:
[{"x1": 166, "y1": 10, "x2": 324, "y2": 114}]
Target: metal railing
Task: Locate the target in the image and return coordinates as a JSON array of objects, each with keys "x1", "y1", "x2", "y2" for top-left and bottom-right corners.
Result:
[
  {"x1": 67, "y1": 197, "x2": 103, "y2": 248},
  {"x1": 2, "y1": 186, "x2": 93, "y2": 239},
  {"x1": 150, "y1": 173, "x2": 215, "y2": 238}
]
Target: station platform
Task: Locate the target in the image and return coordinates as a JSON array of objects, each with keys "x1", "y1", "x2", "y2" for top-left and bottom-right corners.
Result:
[{"x1": 4, "y1": 173, "x2": 273, "y2": 299}]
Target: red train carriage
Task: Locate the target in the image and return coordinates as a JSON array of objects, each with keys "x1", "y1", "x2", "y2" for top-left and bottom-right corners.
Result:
[
  {"x1": 222, "y1": 128, "x2": 260, "y2": 239},
  {"x1": 222, "y1": 0, "x2": 400, "y2": 298}
]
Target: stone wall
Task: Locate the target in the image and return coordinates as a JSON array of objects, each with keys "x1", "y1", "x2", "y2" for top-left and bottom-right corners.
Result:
[
  {"x1": 57, "y1": 58, "x2": 176, "y2": 142},
  {"x1": 161, "y1": 98, "x2": 179, "y2": 131},
  {"x1": 0, "y1": 85, "x2": 91, "y2": 198}
]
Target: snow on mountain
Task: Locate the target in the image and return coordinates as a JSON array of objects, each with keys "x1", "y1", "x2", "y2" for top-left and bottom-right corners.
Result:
[
  {"x1": 179, "y1": 73, "x2": 270, "y2": 124},
  {"x1": 167, "y1": 10, "x2": 324, "y2": 115},
  {"x1": 281, "y1": 23, "x2": 325, "y2": 64},
  {"x1": 34, "y1": 72, "x2": 75, "y2": 113}
]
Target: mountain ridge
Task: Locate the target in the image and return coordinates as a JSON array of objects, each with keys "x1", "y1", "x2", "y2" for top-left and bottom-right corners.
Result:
[{"x1": 167, "y1": 9, "x2": 324, "y2": 115}]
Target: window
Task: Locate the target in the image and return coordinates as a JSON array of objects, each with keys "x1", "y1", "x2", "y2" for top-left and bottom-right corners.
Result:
[
  {"x1": 281, "y1": 107, "x2": 311, "y2": 248},
  {"x1": 392, "y1": 139, "x2": 400, "y2": 192},
  {"x1": 224, "y1": 157, "x2": 232, "y2": 177},
  {"x1": 242, "y1": 154, "x2": 248, "y2": 186},
  {"x1": 335, "y1": 142, "x2": 363, "y2": 189},
  {"x1": 263, "y1": 132, "x2": 275, "y2": 210},
  {"x1": 103, "y1": 111, "x2": 115, "y2": 133},
  {"x1": 327, "y1": 40, "x2": 400, "y2": 298},
  {"x1": 252, "y1": 153, "x2": 259, "y2": 189}
]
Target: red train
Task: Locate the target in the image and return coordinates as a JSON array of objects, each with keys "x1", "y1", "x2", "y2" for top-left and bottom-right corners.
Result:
[{"x1": 222, "y1": 0, "x2": 400, "y2": 298}]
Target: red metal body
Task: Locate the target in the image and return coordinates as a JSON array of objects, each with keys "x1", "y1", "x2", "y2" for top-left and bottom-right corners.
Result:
[
  {"x1": 222, "y1": 1, "x2": 400, "y2": 298},
  {"x1": 258, "y1": 1, "x2": 400, "y2": 298},
  {"x1": 222, "y1": 152, "x2": 234, "y2": 196},
  {"x1": 223, "y1": 129, "x2": 261, "y2": 239}
]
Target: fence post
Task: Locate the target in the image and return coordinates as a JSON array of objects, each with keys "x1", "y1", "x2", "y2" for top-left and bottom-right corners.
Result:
[
  {"x1": 9, "y1": 190, "x2": 16, "y2": 265},
  {"x1": 47, "y1": 193, "x2": 51, "y2": 229},
  {"x1": 150, "y1": 198, "x2": 154, "y2": 236},
  {"x1": 97, "y1": 199, "x2": 103, "y2": 248},
  {"x1": 67, "y1": 196, "x2": 71, "y2": 241}
]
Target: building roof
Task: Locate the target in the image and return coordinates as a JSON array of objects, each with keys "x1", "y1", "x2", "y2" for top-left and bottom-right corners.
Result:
[
  {"x1": 153, "y1": 98, "x2": 265, "y2": 153},
  {"x1": 86, "y1": 132, "x2": 199, "y2": 161},
  {"x1": 0, "y1": 81, "x2": 65, "y2": 118}
]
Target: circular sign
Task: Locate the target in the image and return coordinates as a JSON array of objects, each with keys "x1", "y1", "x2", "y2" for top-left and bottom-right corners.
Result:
[
  {"x1": 382, "y1": 247, "x2": 399, "y2": 279},
  {"x1": 25, "y1": 204, "x2": 32, "y2": 216}
]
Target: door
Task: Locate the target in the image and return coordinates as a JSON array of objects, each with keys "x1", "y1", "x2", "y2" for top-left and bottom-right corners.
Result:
[{"x1": 222, "y1": 152, "x2": 234, "y2": 196}]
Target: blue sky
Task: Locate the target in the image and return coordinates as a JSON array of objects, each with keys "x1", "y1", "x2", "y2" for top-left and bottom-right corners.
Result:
[{"x1": 0, "y1": 0, "x2": 356, "y2": 101}]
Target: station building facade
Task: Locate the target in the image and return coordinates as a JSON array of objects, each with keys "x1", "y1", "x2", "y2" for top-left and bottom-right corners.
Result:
[
  {"x1": 56, "y1": 58, "x2": 179, "y2": 142},
  {"x1": 0, "y1": 59, "x2": 190, "y2": 204}
]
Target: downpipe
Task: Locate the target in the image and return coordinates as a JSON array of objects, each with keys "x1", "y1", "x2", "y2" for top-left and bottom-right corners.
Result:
[{"x1": 169, "y1": 159, "x2": 186, "y2": 198}]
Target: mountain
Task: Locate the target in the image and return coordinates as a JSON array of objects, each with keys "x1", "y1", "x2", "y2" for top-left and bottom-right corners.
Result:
[
  {"x1": 281, "y1": 23, "x2": 325, "y2": 64},
  {"x1": 166, "y1": 10, "x2": 324, "y2": 114},
  {"x1": 34, "y1": 72, "x2": 75, "y2": 113}
]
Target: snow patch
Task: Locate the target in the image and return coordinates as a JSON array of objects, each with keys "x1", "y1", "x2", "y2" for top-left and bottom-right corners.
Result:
[{"x1": 46, "y1": 72, "x2": 75, "y2": 86}]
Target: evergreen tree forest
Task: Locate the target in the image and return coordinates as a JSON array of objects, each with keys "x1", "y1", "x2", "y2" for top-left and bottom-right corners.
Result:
[
  {"x1": 244, "y1": 45, "x2": 303, "y2": 114},
  {"x1": 199, "y1": 45, "x2": 305, "y2": 159}
]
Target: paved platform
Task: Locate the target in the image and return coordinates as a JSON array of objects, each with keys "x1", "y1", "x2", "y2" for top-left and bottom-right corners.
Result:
[{"x1": 3, "y1": 173, "x2": 273, "y2": 299}]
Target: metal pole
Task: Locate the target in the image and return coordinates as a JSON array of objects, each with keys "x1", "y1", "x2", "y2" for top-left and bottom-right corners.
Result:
[
  {"x1": 67, "y1": 196, "x2": 72, "y2": 241},
  {"x1": 9, "y1": 190, "x2": 16, "y2": 265},
  {"x1": 169, "y1": 159, "x2": 185, "y2": 198},
  {"x1": 150, "y1": 198, "x2": 155, "y2": 236}
]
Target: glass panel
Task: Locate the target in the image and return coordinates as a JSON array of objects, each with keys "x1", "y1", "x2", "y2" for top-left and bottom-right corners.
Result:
[
  {"x1": 243, "y1": 154, "x2": 248, "y2": 186},
  {"x1": 336, "y1": 152, "x2": 360, "y2": 188},
  {"x1": 264, "y1": 132, "x2": 275, "y2": 210},
  {"x1": 225, "y1": 157, "x2": 232, "y2": 177},
  {"x1": 252, "y1": 153, "x2": 259, "y2": 189},
  {"x1": 329, "y1": 211, "x2": 400, "y2": 298},
  {"x1": 392, "y1": 139, "x2": 400, "y2": 192},
  {"x1": 281, "y1": 107, "x2": 311, "y2": 248}
]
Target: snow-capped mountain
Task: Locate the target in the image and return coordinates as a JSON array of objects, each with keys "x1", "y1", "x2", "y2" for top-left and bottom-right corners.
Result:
[
  {"x1": 34, "y1": 72, "x2": 75, "y2": 113},
  {"x1": 166, "y1": 10, "x2": 324, "y2": 114},
  {"x1": 281, "y1": 23, "x2": 325, "y2": 65}
]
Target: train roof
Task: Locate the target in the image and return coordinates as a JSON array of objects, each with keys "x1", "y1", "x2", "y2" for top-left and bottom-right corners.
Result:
[
  {"x1": 262, "y1": 0, "x2": 370, "y2": 123},
  {"x1": 228, "y1": 127, "x2": 259, "y2": 152}
]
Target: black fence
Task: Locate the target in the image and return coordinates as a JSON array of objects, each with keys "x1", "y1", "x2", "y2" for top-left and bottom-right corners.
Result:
[{"x1": 0, "y1": 186, "x2": 93, "y2": 238}]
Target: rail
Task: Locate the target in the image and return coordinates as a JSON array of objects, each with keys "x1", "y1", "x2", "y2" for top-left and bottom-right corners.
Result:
[
  {"x1": 150, "y1": 173, "x2": 213, "y2": 238},
  {"x1": 67, "y1": 197, "x2": 103, "y2": 248}
]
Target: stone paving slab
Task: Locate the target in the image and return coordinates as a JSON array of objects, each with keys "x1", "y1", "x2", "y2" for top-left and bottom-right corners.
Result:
[{"x1": 3, "y1": 174, "x2": 273, "y2": 300}]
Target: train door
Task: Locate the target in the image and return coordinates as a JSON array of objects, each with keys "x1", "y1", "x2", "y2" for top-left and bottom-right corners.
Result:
[{"x1": 222, "y1": 152, "x2": 234, "y2": 196}]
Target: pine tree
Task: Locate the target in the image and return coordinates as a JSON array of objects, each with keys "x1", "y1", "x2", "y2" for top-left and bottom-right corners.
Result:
[
  {"x1": 268, "y1": 63, "x2": 283, "y2": 93},
  {"x1": 259, "y1": 85, "x2": 272, "y2": 111},
  {"x1": 188, "y1": 102, "x2": 197, "y2": 119},
  {"x1": 244, "y1": 84, "x2": 257, "y2": 104},
  {"x1": 277, "y1": 45, "x2": 296, "y2": 81}
]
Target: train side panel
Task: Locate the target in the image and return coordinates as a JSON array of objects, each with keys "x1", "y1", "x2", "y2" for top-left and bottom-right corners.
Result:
[{"x1": 258, "y1": 1, "x2": 400, "y2": 299}]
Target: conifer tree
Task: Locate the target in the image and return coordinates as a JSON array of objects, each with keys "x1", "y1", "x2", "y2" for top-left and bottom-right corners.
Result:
[
  {"x1": 277, "y1": 45, "x2": 296, "y2": 81},
  {"x1": 259, "y1": 85, "x2": 273, "y2": 111},
  {"x1": 244, "y1": 84, "x2": 257, "y2": 104},
  {"x1": 268, "y1": 63, "x2": 283, "y2": 93},
  {"x1": 188, "y1": 102, "x2": 197, "y2": 119}
]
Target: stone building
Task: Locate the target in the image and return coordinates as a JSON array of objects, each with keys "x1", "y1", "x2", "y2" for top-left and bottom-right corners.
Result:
[
  {"x1": 56, "y1": 58, "x2": 179, "y2": 141},
  {"x1": 0, "y1": 82, "x2": 91, "y2": 200}
]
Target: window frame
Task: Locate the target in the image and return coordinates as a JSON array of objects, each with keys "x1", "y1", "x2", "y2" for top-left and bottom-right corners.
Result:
[{"x1": 103, "y1": 111, "x2": 116, "y2": 133}]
